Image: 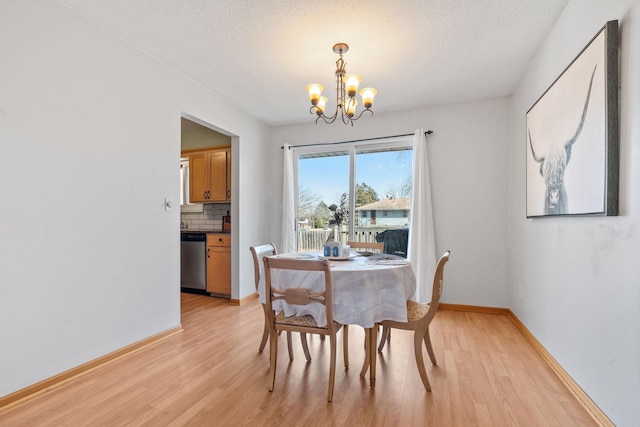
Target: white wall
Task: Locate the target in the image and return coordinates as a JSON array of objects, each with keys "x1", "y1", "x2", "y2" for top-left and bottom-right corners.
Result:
[
  {"x1": 0, "y1": 0, "x2": 270, "y2": 396},
  {"x1": 270, "y1": 97, "x2": 510, "y2": 308},
  {"x1": 508, "y1": 0, "x2": 640, "y2": 424},
  {"x1": 5, "y1": 0, "x2": 634, "y2": 422}
]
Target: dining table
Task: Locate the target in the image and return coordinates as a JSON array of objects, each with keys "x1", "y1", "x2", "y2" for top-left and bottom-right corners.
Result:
[{"x1": 258, "y1": 251, "x2": 417, "y2": 388}]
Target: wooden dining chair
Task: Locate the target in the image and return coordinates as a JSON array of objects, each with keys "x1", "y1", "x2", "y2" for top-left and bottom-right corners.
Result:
[
  {"x1": 263, "y1": 256, "x2": 349, "y2": 402},
  {"x1": 250, "y1": 244, "x2": 311, "y2": 361},
  {"x1": 378, "y1": 250, "x2": 451, "y2": 391},
  {"x1": 347, "y1": 241, "x2": 384, "y2": 254}
]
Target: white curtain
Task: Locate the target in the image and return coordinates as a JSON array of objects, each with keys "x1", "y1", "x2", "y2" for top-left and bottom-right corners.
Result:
[
  {"x1": 281, "y1": 144, "x2": 296, "y2": 253},
  {"x1": 407, "y1": 129, "x2": 436, "y2": 303}
]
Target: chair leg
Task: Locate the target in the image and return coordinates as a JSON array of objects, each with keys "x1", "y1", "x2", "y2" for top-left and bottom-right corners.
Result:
[
  {"x1": 259, "y1": 319, "x2": 269, "y2": 353},
  {"x1": 414, "y1": 331, "x2": 432, "y2": 391},
  {"x1": 328, "y1": 333, "x2": 337, "y2": 402},
  {"x1": 287, "y1": 331, "x2": 294, "y2": 361},
  {"x1": 269, "y1": 327, "x2": 278, "y2": 392},
  {"x1": 424, "y1": 327, "x2": 437, "y2": 365},
  {"x1": 342, "y1": 325, "x2": 349, "y2": 369},
  {"x1": 300, "y1": 333, "x2": 311, "y2": 362},
  {"x1": 359, "y1": 329, "x2": 370, "y2": 377},
  {"x1": 377, "y1": 325, "x2": 390, "y2": 352}
]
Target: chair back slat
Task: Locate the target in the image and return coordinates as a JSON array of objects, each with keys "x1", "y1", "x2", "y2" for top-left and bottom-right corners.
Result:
[
  {"x1": 283, "y1": 288, "x2": 313, "y2": 305},
  {"x1": 347, "y1": 241, "x2": 384, "y2": 253}
]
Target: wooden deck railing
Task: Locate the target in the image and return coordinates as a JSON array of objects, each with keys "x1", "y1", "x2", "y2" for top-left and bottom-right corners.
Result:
[{"x1": 297, "y1": 227, "x2": 392, "y2": 252}]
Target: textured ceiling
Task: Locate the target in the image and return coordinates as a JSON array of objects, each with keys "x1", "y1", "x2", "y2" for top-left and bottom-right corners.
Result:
[{"x1": 60, "y1": 0, "x2": 569, "y2": 127}]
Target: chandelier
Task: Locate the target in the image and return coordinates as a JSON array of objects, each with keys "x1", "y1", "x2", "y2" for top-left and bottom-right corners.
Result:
[{"x1": 306, "y1": 43, "x2": 377, "y2": 126}]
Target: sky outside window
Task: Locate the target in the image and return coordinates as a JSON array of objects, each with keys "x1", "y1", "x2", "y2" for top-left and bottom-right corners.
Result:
[
  {"x1": 356, "y1": 148, "x2": 413, "y2": 201},
  {"x1": 299, "y1": 152, "x2": 349, "y2": 207},
  {"x1": 298, "y1": 148, "x2": 412, "y2": 207}
]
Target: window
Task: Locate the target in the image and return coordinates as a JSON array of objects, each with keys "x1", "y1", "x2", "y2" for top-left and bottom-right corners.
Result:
[
  {"x1": 294, "y1": 137, "x2": 413, "y2": 252},
  {"x1": 180, "y1": 157, "x2": 204, "y2": 213},
  {"x1": 180, "y1": 158, "x2": 189, "y2": 205}
]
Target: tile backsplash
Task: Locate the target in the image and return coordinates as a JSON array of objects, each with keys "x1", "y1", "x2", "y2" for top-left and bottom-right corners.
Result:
[{"x1": 180, "y1": 203, "x2": 230, "y2": 231}]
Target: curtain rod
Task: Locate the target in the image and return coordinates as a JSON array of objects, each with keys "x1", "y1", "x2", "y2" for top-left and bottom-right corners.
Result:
[{"x1": 281, "y1": 130, "x2": 433, "y2": 149}]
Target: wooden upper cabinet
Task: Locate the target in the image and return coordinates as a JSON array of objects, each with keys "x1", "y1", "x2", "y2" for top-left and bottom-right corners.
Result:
[
  {"x1": 189, "y1": 153, "x2": 209, "y2": 203},
  {"x1": 188, "y1": 147, "x2": 231, "y2": 203},
  {"x1": 208, "y1": 150, "x2": 227, "y2": 201}
]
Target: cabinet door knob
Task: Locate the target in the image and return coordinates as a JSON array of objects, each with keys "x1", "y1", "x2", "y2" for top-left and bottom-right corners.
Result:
[{"x1": 207, "y1": 248, "x2": 210, "y2": 258}]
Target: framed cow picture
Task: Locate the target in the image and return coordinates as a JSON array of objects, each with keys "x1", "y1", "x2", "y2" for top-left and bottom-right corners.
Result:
[{"x1": 526, "y1": 20, "x2": 619, "y2": 218}]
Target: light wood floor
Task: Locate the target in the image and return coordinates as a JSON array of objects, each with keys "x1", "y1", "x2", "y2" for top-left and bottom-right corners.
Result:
[{"x1": 0, "y1": 293, "x2": 597, "y2": 426}]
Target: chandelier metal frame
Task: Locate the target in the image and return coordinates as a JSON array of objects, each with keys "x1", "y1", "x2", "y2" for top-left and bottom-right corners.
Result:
[{"x1": 306, "y1": 43, "x2": 377, "y2": 126}]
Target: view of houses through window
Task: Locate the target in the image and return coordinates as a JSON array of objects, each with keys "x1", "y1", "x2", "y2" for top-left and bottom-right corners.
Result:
[{"x1": 295, "y1": 139, "x2": 413, "y2": 255}]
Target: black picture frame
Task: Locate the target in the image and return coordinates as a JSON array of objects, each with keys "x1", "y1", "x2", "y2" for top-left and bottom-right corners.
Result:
[{"x1": 526, "y1": 20, "x2": 619, "y2": 218}]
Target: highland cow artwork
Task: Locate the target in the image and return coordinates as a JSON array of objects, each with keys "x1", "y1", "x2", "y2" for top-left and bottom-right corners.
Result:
[{"x1": 526, "y1": 21, "x2": 619, "y2": 218}]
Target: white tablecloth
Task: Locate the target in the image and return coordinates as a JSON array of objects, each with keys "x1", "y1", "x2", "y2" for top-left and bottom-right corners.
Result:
[{"x1": 258, "y1": 252, "x2": 416, "y2": 328}]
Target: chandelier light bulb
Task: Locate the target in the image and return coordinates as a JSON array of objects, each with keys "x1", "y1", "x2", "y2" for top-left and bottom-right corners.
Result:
[
  {"x1": 359, "y1": 87, "x2": 377, "y2": 109},
  {"x1": 346, "y1": 99, "x2": 358, "y2": 117},
  {"x1": 343, "y1": 75, "x2": 362, "y2": 98},
  {"x1": 316, "y1": 96, "x2": 328, "y2": 115},
  {"x1": 306, "y1": 84, "x2": 324, "y2": 105}
]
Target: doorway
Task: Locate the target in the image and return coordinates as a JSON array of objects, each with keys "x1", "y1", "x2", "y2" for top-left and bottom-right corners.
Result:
[{"x1": 179, "y1": 114, "x2": 236, "y2": 308}]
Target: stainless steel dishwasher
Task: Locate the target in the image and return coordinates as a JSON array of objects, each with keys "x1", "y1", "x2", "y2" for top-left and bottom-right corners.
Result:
[{"x1": 180, "y1": 231, "x2": 207, "y2": 293}]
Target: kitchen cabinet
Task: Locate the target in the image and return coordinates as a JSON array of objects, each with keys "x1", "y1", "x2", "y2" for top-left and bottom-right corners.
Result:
[
  {"x1": 206, "y1": 234, "x2": 231, "y2": 297},
  {"x1": 189, "y1": 147, "x2": 231, "y2": 203}
]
